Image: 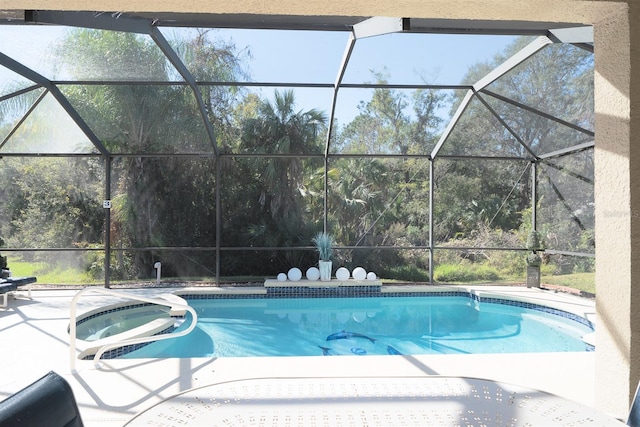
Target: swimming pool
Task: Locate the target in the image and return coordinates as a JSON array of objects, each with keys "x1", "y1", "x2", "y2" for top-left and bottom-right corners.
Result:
[
  {"x1": 70, "y1": 290, "x2": 193, "y2": 361},
  {"x1": 121, "y1": 292, "x2": 594, "y2": 358}
]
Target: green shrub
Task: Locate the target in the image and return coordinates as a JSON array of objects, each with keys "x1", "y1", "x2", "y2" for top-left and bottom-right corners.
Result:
[
  {"x1": 540, "y1": 263, "x2": 555, "y2": 276},
  {"x1": 434, "y1": 264, "x2": 472, "y2": 282},
  {"x1": 379, "y1": 265, "x2": 430, "y2": 282},
  {"x1": 434, "y1": 263, "x2": 501, "y2": 283},
  {"x1": 474, "y1": 265, "x2": 500, "y2": 281}
]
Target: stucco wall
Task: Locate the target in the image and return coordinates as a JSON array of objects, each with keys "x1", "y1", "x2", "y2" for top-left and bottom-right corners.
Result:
[
  {"x1": 0, "y1": 0, "x2": 637, "y2": 418},
  {"x1": 593, "y1": 2, "x2": 638, "y2": 417},
  {"x1": 0, "y1": 0, "x2": 623, "y2": 23}
]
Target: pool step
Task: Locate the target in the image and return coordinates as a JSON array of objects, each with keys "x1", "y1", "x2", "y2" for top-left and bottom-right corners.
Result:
[{"x1": 77, "y1": 317, "x2": 177, "y2": 359}]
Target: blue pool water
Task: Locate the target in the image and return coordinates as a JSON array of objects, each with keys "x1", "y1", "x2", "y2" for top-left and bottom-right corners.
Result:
[
  {"x1": 76, "y1": 306, "x2": 171, "y2": 341},
  {"x1": 122, "y1": 295, "x2": 594, "y2": 358}
]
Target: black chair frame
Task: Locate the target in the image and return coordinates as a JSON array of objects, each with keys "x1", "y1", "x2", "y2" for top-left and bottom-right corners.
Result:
[{"x1": 0, "y1": 371, "x2": 83, "y2": 427}]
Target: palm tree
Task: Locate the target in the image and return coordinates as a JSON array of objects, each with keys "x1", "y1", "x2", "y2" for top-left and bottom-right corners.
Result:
[
  {"x1": 59, "y1": 29, "x2": 247, "y2": 278},
  {"x1": 240, "y1": 90, "x2": 327, "y2": 263}
]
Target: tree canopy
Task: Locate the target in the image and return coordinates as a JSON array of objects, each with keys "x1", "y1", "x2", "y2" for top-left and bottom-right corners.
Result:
[{"x1": 0, "y1": 29, "x2": 594, "y2": 283}]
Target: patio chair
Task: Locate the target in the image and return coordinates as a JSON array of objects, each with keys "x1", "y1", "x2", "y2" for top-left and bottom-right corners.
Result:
[
  {"x1": 0, "y1": 276, "x2": 36, "y2": 308},
  {"x1": 0, "y1": 371, "x2": 83, "y2": 427}
]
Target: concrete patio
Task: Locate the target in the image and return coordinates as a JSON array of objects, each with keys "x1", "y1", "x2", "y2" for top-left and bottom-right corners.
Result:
[{"x1": 0, "y1": 286, "x2": 613, "y2": 426}]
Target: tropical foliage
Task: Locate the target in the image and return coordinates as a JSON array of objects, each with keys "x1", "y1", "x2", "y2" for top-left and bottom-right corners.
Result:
[{"x1": 0, "y1": 30, "x2": 594, "y2": 283}]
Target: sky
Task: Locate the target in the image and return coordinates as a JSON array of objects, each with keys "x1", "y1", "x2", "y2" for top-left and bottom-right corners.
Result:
[
  {"x1": 205, "y1": 28, "x2": 522, "y2": 125},
  {"x1": 0, "y1": 25, "x2": 522, "y2": 126},
  {"x1": 222, "y1": 29, "x2": 517, "y2": 85}
]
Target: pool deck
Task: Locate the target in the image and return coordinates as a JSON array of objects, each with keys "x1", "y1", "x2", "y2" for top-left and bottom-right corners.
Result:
[{"x1": 0, "y1": 285, "x2": 609, "y2": 426}]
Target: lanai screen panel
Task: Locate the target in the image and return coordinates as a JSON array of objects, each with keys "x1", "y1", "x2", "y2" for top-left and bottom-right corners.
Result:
[
  {"x1": 481, "y1": 94, "x2": 593, "y2": 156},
  {"x1": 54, "y1": 29, "x2": 184, "y2": 82},
  {"x1": 0, "y1": 14, "x2": 595, "y2": 284},
  {"x1": 482, "y1": 42, "x2": 594, "y2": 134},
  {"x1": 220, "y1": 157, "x2": 324, "y2": 245},
  {"x1": 342, "y1": 33, "x2": 525, "y2": 86},
  {"x1": 225, "y1": 86, "x2": 331, "y2": 155},
  {"x1": 330, "y1": 88, "x2": 447, "y2": 156},
  {"x1": 0, "y1": 67, "x2": 35, "y2": 98},
  {"x1": 438, "y1": 95, "x2": 528, "y2": 158},
  {"x1": 537, "y1": 149, "x2": 594, "y2": 255},
  {"x1": 161, "y1": 27, "x2": 348, "y2": 84},
  {"x1": 109, "y1": 156, "x2": 217, "y2": 246},
  {"x1": 0, "y1": 156, "x2": 104, "y2": 256},
  {"x1": 326, "y1": 157, "x2": 430, "y2": 246},
  {"x1": 217, "y1": 157, "x2": 324, "y2": 276},
  {"x1": 60, "y1": 84, "x2": 213, "y2": 154},
  {"x1": 1, "y1": 92, "x2": 96, "y2": 153},
  {"x1": 163, "y1": 27, "x2": 342, "y2": 143},
  {"x1": 432, "y1": 158, "x2": 531, "y2": 244},
  {"x1": 0, "y1": 25, "x2": 70, "y2": 81}
]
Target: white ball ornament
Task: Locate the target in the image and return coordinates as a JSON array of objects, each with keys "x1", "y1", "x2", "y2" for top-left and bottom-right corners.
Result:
[
  {"x1": 335, "y1": 267, "x2": 350, "y2": 281},
  {"x1": 287, "y1": 267, "x2": 302, "y2": 281},
  {"x1": 352, "y1": 267, "x2": 367, "y2": 281},
  {"x1": 306, "y1": 267, "x2": 320, "y2": 281},
  {"x1": 367, "y1": 272, "x2": 377, "y2": 280},
  {"x1": 277, "y1": 272, "x2": 287, "y2": 281}
]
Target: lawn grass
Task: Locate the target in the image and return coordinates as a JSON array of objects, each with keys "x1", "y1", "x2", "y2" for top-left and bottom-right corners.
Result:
[
  {"x1": 5, "y1": 255, "x2": 597, "y2": 295},
  {"x1": 541, "y1": 272, "x2": 595, "y2": 295},
  {"x1": 6, "y1": 257, "x2": 99, "y2": 285}
]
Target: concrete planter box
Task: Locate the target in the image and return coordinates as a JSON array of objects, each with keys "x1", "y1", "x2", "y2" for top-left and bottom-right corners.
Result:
[{"x1": 527, "y1": 265, "x2": 540, "y2": 288}]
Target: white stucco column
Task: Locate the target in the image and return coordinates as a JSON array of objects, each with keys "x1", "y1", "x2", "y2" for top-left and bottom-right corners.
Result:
[{"x1": 594, "y1": 3, "x2": 639, "y2": 418}]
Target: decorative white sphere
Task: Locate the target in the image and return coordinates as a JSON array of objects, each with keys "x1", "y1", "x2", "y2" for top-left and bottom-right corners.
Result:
[
  {"x1": 352, "y1": 267, "x2": 367, "y2": 281},
  {"x1": 277, "y1": 272, "x2": 287, "y2": 281},
  {"x1": 288, "y1": 267, "x2": 302, "y2": 281},
  {"x1": 335, "y1": 267, "x2": 350, "y2": 281},
  {"x1": 367, "y1": 271, "x2": 377, "y2": 280},
  {"x1": 306, "y1": 267, "x2": 320, "y2": 281}
]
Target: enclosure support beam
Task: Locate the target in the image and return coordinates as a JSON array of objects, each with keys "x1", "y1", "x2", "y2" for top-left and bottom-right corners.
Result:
[
  {"x1": 539, "y1": 142, "x2": 595, "y2": 160},
  {"x1": 104, "y1": 156, "x2": 112, "y2": 288},
  {"x1": 474, "y1": 91, "x2": 539, "y2": 159},
  {"x1": 428, "y1": 159, "x2": 435, "y2": 283},
  {"x1": 325, "y1": 32, "x2": 356, "y2": 158},
  {"x1": 323, "y1": 157, "x2": 329, "y2": 234},
  {"x1": 0, "y1": 89, "x2": 47, "y2": 151},
  {"x1": 480, "y1": 89, "x2": 594, "y2": 137},
  {"x1": 473, "y1": 36, "x2": 552, "y2": 91},
  {"x1": 150, "y1": 27, "x2": 220, "y2": 157},
  {"x1": 0, "y1": 51, "x2": 109, "y2": 156},
  {"x1": 433, "y1": 35, "x2": 553, "y2": 160},
  {"x1": 215, "y1": 156, "x2": 222, "y2": 283},
  {"x1": 26, "y1": 10, "x2": 151, "y2": 34},
  {"x1": 26, "y1": 11, "x2": 221, "y2": 157},
  {"x1": 431, "y1": 90, "x2": 474, "y2": 158},
  {"x1": 531, "y1": 161, "x2": 537, "y2": 231},
  {"x1": 352, "y1": 17, "x2": 409, "y2": 39},
  {"x1": 547, "y1": 26, "x2": 593, "y2": 44}
]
